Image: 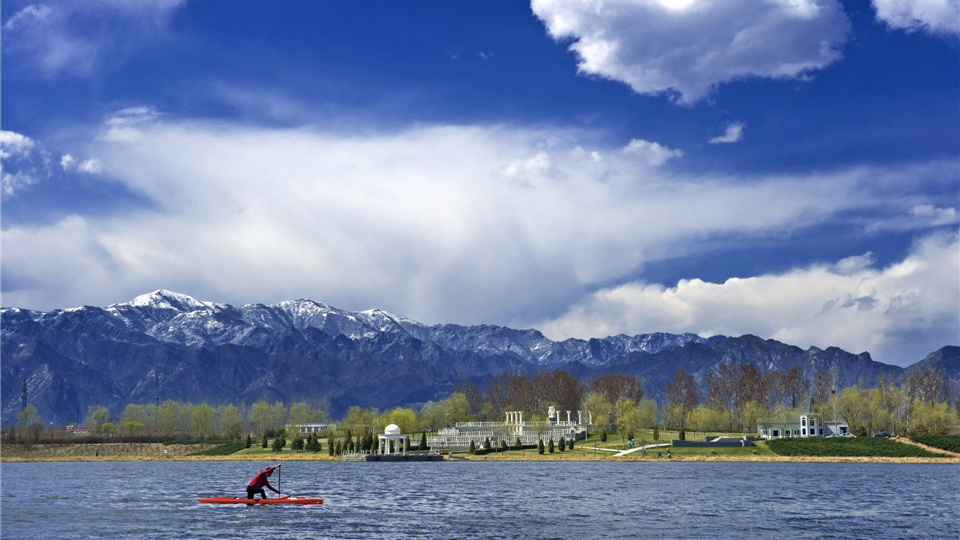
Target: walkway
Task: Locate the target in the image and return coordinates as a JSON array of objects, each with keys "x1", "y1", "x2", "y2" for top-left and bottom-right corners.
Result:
[{"x1": 580, "y1": 443, "x2": 671, "y2": 457}]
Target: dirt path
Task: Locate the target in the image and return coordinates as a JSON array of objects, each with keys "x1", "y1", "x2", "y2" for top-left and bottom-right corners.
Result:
[{"x1": 892, "y1": 437, "x2": 960, "y2": 457}]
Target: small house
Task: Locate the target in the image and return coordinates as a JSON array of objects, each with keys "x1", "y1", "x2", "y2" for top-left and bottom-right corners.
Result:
[{"x1": 756, "y1": 400, "x2": 849, "y2": 439}]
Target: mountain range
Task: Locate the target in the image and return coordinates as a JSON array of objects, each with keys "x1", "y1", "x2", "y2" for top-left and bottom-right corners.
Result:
[{"x1": 3, "y1": 290, "x2": 957, "y2": 426}]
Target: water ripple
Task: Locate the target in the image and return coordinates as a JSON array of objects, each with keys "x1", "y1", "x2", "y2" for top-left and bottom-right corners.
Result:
[{"x1": 2, "y1": 461, "x2": 959, "y2": 539}]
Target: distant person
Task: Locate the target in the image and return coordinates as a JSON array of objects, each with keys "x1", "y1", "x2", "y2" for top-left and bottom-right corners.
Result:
[{"x1": 247, "y1": 464, "x2": 281, "y2": 499}]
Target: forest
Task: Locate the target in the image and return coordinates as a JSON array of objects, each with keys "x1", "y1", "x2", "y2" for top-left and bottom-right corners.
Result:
[{"x1": 10, "y1": 364, "x2": 957, "y2": 444}]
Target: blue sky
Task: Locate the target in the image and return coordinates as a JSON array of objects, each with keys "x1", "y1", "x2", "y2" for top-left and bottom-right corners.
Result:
[{"x1": 2, "y1": 0, "x2": 958, "y2": 367}]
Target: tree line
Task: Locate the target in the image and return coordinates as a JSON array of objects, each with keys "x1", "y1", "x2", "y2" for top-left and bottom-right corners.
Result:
[{"x1": 9, "y1": 364, "x2": 958, "y2": 444}]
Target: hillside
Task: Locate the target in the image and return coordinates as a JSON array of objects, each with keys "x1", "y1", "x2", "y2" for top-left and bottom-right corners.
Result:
[{"x1": 3, "y1": 290, "x2": 954, "y2": 425}]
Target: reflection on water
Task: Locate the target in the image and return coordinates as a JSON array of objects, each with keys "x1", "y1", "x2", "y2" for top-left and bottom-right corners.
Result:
[{"x1": 2, "y1": 461, "x2": 958, "y2": 539}]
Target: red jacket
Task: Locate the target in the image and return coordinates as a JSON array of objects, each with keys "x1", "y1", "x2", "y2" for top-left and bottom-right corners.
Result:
[{"x1": 248, "y1": 466, "x2": 279, "y2": 493}]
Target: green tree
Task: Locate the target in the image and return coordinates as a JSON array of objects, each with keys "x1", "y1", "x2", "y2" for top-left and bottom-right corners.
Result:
[
  {"x1": 245, "y1": 434, "x2": 252, "y2": 448},
  {"x1": 538, "y1": 439, "x2": 545, "y2": 455},
  {"x1": 652, "y1": 426, "x2": 660, "y2": 441},
  {"x1": 582, "y1": 392, "x2": 614, "y2": 431},
  {"x1": 261, "y1": 434, "x2": 269, "y2": 449},
  {"x1": 121, "y1": 421, "x2": 144, "y2": 438},
  {"x1": 17, "y1": 404, "x2": 43, "y2": 444},
  {"x1": 119, "y1": 404, "x2": 149, "y2": 429},
  {"x1": 548, "y1": 438, "x2": 555, "y2": 453},
  {"x1": 190, "y1": 403, "x2": 215, "y2": 441},
  {"x1": 615, "y1": 397, "x2": 641, "y2": 446},
  {"x1": 249, "y1": 401, "x2": 286, "y2": 436},
  {"x1": 288, "y1": 401, "x2": 324, "y2": 427},
  {"x1": 292, "y1": 435, "x2": 304, "y2": 452},
  {"x1": 384, "y1": 407, "x2": 418, "y2": 433},
  {"x1": 469, "y1": 440, "x2": 477, "y2": 454},
  {"x1": 215, "y1": 404, "x2": 243, "y2": 439},
  {"x1": 343, "y1": 406, "x2": 378, "y2": 431},
  {"x1": 272, "y1": 437, "x2": 286, "y2": 453}
]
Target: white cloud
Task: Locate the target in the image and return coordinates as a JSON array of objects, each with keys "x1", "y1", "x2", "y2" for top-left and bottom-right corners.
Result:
[
  {"x1": 78, "y1": 158, "x2": 103, "y2": 175},
  {"x1": 538, "y1": 232, "x2": 959, "y2": 366},
  {"x1": 709, "y1": 122, "x2": 745, "y2": 144},
  {"x1": 61, "y1": 154, "x2": 76, "y2": 171},
  {"x1": 872, "y1": 0, "x2": 960, "y2": 34},
  {"x1": 102, "y1": 107, "x2": 162, "y2": 142},
  {"x1": 60, "y1": 152, "x2": 103, "y2": 174},
  {"x1": 622, "y1": 139, "x2": 683, "y2": 165},
  {"x1": 0, "y1": 130, "x2": 36, "y2": 159},
  {"x1": 910, "y1": 204, "x2": 959, "y2": 225},
  {"x1": 2, "y1": 0, "x2": 187, "y2": 78},
  {"x1": 2, "y1": 116, "x2": 956, "y2": 367},
  {"x1": 1, "y1": 130, "x2": 42, "y2": 196},
  {"x1": 531, "y1": 0, "x2": 851, "y2": 103}
]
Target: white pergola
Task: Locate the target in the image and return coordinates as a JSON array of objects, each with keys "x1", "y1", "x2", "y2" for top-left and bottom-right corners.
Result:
[{"x1": 377, "y1": 424, "x2": 408, "y2": 455}]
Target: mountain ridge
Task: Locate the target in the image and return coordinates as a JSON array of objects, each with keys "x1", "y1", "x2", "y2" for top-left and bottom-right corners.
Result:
[{"x1": 3, "y1": 290, "x2": 956, "y2": 426}]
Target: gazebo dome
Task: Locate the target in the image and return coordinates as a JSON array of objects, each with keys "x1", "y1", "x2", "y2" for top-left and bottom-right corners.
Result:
[{"x1": 384, "y1": 424, "x2": 401, "y2": 435}]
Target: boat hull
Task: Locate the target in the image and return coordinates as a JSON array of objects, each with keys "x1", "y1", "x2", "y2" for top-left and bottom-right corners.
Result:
[{"x1": 198, "y1": 496, "x2": 323, "y2": 506}]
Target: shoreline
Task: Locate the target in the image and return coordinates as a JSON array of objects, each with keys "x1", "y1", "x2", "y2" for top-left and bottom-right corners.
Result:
[{"x1": 2, "y1": 442, "x2": 956, "y2": 464}]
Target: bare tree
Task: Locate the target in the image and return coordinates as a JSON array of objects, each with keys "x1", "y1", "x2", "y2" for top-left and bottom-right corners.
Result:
[
  {"x1": 664, "y1": 369, "x2": 700, "y2": 429},
  {"x1": 589, "y1": 373, "x2": 644, "y2": 404},
  {"x1": 904, "y1": 366, "x2": 949, "y2": 405}
]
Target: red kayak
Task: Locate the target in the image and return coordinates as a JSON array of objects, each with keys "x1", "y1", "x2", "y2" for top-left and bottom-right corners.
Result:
[{"x1": 199, "y1": 496, "x2": 323, "y2": 506}]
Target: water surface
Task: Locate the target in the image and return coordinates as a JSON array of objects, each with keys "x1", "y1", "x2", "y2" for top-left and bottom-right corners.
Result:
[{"x1": 2, "y1": 461, "x2": 958, "y2": 539}]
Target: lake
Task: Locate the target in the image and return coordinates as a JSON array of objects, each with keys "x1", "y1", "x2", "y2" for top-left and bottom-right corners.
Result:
[{"x1": 2, "y1": 461, "x2": 958, "y2": 539}]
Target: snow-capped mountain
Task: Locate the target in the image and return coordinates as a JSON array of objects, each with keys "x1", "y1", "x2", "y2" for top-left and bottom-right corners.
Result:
[
  {"x1": 29, "y1": 289, "x2": 716, "y2": 365},
  {"x1": 3, "y1": 290, "x2": 954, "y2": 426}
]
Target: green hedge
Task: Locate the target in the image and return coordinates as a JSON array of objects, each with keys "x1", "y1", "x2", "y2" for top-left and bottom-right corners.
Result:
[
  {"x1": 189, "y1": 440, "x2": 246, "y2": 456},
  {"x1": 766, "y1": 437, "x2": 943, "y2": 458},
  {"x1": 911, "y1": 435, "x2": 960, "y2": 454}
]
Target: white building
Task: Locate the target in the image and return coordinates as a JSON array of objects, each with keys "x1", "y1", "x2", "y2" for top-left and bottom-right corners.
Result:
[
  {"x1": 756, "y1": 401, "x2": 850, "y2": 439},
  {"x1": 378, "y1": 424, "x2": 409, "y2": 455},
  {"x1": 427, "y1": 407, "x2": 589, "y2": 451}
]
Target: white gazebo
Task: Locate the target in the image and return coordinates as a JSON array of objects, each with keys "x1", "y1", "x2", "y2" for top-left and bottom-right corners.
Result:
[{"x1": 377, "y1": 424, "x2": 408, "y2": 455}]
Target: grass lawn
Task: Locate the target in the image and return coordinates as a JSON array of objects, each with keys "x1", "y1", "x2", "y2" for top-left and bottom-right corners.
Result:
[{"x1": 767, "y1": 436, "x2": 947, "y2": 458}]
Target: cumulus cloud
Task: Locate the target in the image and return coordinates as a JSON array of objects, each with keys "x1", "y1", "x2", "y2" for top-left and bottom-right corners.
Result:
[
  {"x1": 709, "y1": 122, "x2": 745, "y2": 144},
  {"x1": 60, "y1": 153, "x2": 102, "y2": 174},
  {"x1": 60, "y1": 154, "x2": 76, "y2": 171},
  {"x1": 538, "y1": 232, "x2": 959, "y2": 366},
  {"x1": 622, "y1": 139, "x2": 683, "y2": 165},
  {"x1": 1, "y1": 130, "x2": 42, "y2": 196},
  {"x1": 2, "y1": 0, "x2": 187, "y2": 78},
  {"x1": 2, "y1": 115, "x2": 956, "y2": 366},
  {"x1": 0, "y1": 130, "x2": 36, "y2": 159},
  {"x1": 872, "y1": 0, "x2": 960, "y2": 35},
  {"x1": 910, "y1": 204, "x2": 959, "y2": 225},
  {"x1": 531, "y1": 0, "x2": 851, "y2": 103}
]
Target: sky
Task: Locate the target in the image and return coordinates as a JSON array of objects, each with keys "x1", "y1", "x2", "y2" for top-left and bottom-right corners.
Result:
[{"x1": 1, "y1": 0, "x2": 958, "y2": 367}]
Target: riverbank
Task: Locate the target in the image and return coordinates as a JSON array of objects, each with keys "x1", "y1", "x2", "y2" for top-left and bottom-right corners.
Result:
[{"x1": 2, "y1": 441, "x2": 956, "y2": 464}]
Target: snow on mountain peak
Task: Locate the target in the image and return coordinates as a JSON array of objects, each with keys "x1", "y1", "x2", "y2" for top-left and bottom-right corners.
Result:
[{"x1": 122, "y1": 289, "x2": 212, "y2": 312}]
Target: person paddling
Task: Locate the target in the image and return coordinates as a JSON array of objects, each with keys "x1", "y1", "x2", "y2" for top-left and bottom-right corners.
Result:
[{"x1": 247, "y1": 464, "x2": 281, "y2": 500}]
